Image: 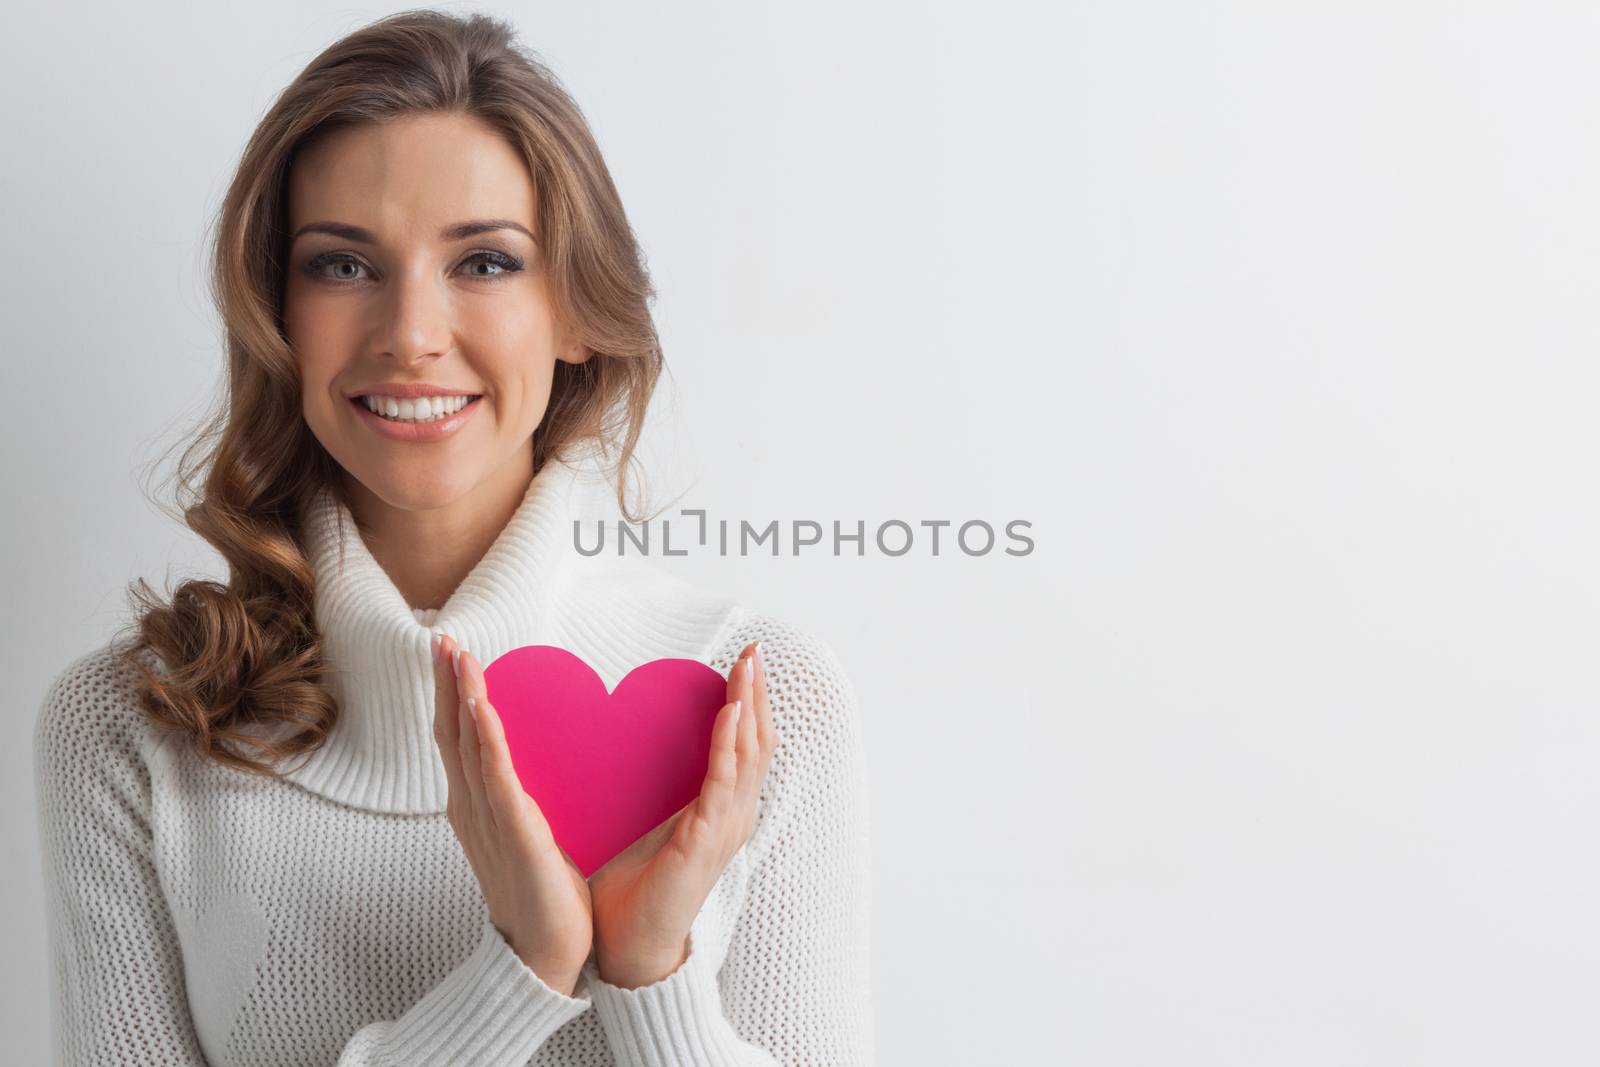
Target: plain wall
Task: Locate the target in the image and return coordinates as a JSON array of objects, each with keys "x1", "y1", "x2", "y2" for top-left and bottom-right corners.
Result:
[{"x1": 3, "y1": 1, "x2": 1596, "y2": 1063}]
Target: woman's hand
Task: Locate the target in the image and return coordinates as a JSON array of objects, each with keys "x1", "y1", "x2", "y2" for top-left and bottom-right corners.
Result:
[
  {"x1": 586, "y1": 641, "x2": 776, "y2": 989},
  {"x1": 431, "y1": 631, "x2": 594, "y2": 996}
]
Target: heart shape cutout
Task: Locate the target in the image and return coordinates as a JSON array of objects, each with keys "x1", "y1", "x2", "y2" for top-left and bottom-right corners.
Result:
[
  {"x1": 173, "y1": 889, "x2": 270, "y2": 1062},
  {"x1": 483, "y1": 645, "x2": 729, "y2": 877}
]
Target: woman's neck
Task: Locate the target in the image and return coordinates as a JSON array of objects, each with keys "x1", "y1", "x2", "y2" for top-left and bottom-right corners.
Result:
[{"x1": 339, "y1": 451, "x2": 536, "y2": 612}]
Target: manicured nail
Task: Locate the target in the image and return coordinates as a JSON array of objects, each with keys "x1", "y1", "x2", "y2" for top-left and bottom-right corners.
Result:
[
  {"x1": 452, "y1": 648, "x2": 462, "y2": 677},
  {"x1": 467, "y1": 696, "x2": 479, "y2": 723},
  {"x1": 732, "y1": 699, "x2": 742, "y2": 723}
]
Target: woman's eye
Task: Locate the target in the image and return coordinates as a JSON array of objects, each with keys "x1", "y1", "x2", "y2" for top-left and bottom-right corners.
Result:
[
  {"x1": 304, "y1": 254, "x2": 370, "y2": 283},
  {"x1": 461, "y1": 251, "x2": 524, "y2": 279},
  {"x1": 303, "y1": 250, "x2": 523, "y2": 284}
]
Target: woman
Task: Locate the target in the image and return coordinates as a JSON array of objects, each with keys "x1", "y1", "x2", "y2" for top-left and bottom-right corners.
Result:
[{"x1": 31, "y1": 10, "x2": 874, "y2": 1066}]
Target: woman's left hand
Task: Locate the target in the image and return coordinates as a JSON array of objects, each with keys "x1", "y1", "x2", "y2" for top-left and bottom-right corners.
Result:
[{"x1": 587, "y1": 640, "x2": 775, "y2": 988}]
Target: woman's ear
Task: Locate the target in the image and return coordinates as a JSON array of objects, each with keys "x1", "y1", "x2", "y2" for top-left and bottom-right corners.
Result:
[{"x1": 556, "y1": 339, "x2": 593, "y2": 365}]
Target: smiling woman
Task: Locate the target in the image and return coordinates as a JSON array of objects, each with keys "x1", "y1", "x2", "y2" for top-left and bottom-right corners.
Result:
[
  {"x1": 283, "y1": 114, "x2": 579, "y2": 513},
  {"x1": 31, "y1": 9, "x2": 875, "y2": 1067}
]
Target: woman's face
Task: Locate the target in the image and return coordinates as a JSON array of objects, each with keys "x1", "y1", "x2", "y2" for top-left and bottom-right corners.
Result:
[{"x1": 282, "y1": 111, "x2": 589, "y2": 512}]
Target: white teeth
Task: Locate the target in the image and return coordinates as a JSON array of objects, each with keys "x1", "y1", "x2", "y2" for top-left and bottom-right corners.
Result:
[{"x1": 360, "y1": 394, "x2": 473, "y2": 422}]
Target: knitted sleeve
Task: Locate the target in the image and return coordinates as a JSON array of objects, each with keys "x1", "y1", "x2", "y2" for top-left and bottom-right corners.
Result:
[
  {"x1": 31, "y1": 645, "x2": 592, "y2": 1067},
  {"x1": 580, "y1": 614, "x2": 878, "y2": 1066}
]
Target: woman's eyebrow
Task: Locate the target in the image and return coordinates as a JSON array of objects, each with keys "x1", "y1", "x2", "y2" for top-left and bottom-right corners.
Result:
[
  {"x1": 290, "y1": 219, "x2": 536, "y2": 243},
  {"x1": 440, "y1": 219, "x2": 536, "y2": 242}
]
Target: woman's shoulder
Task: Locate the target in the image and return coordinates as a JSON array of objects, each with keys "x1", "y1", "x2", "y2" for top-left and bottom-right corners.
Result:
[
  {"x1": 705, "y1": 608, "x2": 859, "y2": 712},
  {"x1": 33, "y1": 637, "x2": 164, "y2": 778},
  {"x1": 707, "y1": 609, "x2": 867, "y2": 769},
  {"x1": 705, "y1": 608, "x2": 872, "y2": 862}
]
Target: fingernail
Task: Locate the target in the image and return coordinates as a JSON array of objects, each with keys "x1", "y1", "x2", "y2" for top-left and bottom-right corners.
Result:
[
  {"x1": 452, "y1": 648, "x2": 462, "y2": 677},
  {"x1": 733, "y1": 698, "x2": 742, "y2": 723},
  {"x1": 467, "y1": 696, "x2": 479, "y2": 723},
  {"x1": 752, "y1": 641, "x2": 763, "y2": 672}
]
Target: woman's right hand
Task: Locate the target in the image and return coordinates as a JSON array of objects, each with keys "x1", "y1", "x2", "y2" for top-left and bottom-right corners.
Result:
[{"x1": 431, "y1": 631, "x2": 594, "y2": 996}]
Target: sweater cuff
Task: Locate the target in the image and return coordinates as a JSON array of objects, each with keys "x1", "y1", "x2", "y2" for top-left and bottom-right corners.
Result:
[
  {"x1": 386, "y1": 917, "x2": 591, "y2": 1065},
  {"x1": 584, "y1": 931, "x2": 751, "y2": 1065}
]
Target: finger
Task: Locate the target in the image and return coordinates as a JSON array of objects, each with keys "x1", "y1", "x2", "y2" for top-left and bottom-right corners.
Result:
[
  {"x1": 698, "y1": 696, "x2": 743, "y2": 828},
  {"x1": 455, "y1": 648, "x2": 491, "y2": 830},
  {"x1": 433, "y1": 632, "x2": 472, "y2": 822},
  {"x1": 470, "y1": 682, "x2": 556, "y2": 846},
  {"x1": 751, "y1": 641, "x2": 776, "y2": 776},
  {"x1": 724, "y1": 649, "x2": 744, "y2": 705},
  {"x1": 432, "y1": 630, "x2": 458, "y2": 746},
  {"x1": 739, "y1": 644, "x2": 776, "y2": 843},
  {"x1": 732, "y1": 650, "x2": 760, "y2": 808}
]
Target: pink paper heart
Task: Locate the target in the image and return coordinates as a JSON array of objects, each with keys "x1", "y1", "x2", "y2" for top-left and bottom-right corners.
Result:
[{"x1": 483, "y1": 645, "x2": 730, "y2": 878}]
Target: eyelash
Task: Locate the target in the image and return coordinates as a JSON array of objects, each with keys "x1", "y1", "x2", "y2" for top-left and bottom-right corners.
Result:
[{"x1": 302, "y1": 249, "x2": 525, "y2": 285}]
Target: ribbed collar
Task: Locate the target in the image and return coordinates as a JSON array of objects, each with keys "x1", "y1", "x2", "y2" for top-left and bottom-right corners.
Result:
[{"x1": 282, "y1": 456, "x2": 747, "y2": 815}]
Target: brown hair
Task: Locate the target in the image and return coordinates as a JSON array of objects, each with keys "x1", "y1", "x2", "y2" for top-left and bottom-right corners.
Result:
[{"x1": 113, "y1": 8, "x2": 667, "y2": 778}]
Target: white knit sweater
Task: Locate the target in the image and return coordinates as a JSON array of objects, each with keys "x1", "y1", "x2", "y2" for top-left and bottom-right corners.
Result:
[{"x1": 32, "y1": 457, "x2": 876, "y2": 1066}]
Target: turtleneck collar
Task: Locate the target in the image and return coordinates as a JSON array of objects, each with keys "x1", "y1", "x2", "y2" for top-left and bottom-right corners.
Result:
[{"x1": 281, "y1": 456, "x2": 747, "y2": 815}]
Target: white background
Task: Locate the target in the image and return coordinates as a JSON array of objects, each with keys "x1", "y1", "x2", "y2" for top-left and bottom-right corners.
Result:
[{"x1": 4, "y1": 2, "x2": 1598, "y2": 1063}]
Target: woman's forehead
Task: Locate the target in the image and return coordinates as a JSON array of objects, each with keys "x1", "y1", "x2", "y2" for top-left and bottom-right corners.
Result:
[{"x1": 287, "y1": 114, "x2": 536, "y2": 237}]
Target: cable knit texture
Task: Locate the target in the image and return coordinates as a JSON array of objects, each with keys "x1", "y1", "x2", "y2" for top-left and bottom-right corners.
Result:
[{"x1": 32, "y1": 457, "x2": 876, "y2": 1066}]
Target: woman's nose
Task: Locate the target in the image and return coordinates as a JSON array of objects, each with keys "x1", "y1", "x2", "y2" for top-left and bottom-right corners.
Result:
[{"x1": 372, "y1": 265, "x2": 453, "y2": 363}]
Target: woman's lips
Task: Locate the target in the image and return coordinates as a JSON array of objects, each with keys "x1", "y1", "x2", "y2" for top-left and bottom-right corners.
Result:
[{"x1": 350, "y1": 395, "x2": 482, "y2": 441}]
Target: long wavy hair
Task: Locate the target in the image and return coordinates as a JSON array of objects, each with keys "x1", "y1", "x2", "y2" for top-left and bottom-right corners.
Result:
[{"x1": 113, "y1": 8, "x2": 667, "y2": 779}]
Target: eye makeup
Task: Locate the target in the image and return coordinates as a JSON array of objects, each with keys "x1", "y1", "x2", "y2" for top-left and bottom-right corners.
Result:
[{"x1": 300, "y1": 248, "x2": 526, "y2": 284}]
